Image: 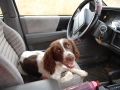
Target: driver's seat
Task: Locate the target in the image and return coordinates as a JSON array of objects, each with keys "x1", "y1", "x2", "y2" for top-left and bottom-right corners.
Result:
[{"x1": 0, "y1": 19, "x2": 83, "y2": 89}]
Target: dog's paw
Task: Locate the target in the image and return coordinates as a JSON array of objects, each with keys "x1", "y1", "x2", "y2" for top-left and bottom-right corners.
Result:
[
  {"x1": 79, "y1": 70, "x2": 88, "y2": 77},
  {"x1": 58, "y1": 71, "x2": 73, "y2": 83}
]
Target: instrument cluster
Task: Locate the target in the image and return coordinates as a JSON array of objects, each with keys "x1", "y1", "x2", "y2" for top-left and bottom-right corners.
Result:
[{"x1": 100, "y1": 10, "x2": 120, "y2": 33}]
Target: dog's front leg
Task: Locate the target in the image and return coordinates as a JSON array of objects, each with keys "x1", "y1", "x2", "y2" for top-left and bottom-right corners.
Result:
[
  {"x1": 67, "y1": 68, "x2": 88, "y2": 77},
  {"x1": 58, "y1": 71, "x2": 73, "y2": 83}
]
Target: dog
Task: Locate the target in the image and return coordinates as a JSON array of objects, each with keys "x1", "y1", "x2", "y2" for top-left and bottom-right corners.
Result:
[{"x1": 18, "y1": 38, "x2": 88, "y2": 83}]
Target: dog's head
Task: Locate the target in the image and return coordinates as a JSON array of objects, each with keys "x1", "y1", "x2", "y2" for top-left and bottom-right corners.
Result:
[{"x1": 43, "y1": 38, "x2": 80, "y2": 75}]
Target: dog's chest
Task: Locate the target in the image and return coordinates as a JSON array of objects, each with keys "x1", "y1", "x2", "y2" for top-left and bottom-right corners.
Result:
[{"x1": 51, "y1": 64, "x2": 64, "y2": 79}]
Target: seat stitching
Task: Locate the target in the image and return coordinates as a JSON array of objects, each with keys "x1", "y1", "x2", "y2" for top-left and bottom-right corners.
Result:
[
  {"x1": 0, "y1": 34, "x2": 4, "y2": 46},
  {"x1": 9, "y1": 37, "x2": 20, "y2": 45},
  {"x1": 6, "y1": 44, "x2": 11, "y2": 59},
  {"x1": 8, "y1": 47, "x2": 13, "y2": 61},
  {"x1": 0, "y1": 38, "x2": 6, "y2": 54},
  {"x1": 2, "y1": 41, "x2": 7, "y2": 56}
]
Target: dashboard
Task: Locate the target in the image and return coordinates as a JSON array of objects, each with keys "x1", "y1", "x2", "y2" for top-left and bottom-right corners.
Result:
[
  {"x1": 97, "y1": 6, "x2": 120, "y2": 55},
  {"x1": 100, "y1": 8, "x2": 120, "y2": 33}
]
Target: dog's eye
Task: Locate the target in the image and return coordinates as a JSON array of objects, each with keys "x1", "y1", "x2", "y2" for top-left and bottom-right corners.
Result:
[
  {"x1": 57, "y1": 49, "x2": 61, "y2": 52},
  {"x1": 64, "y1": 43, "x2": 70, "y2": 47},
  {"x1": 66, "y1": 43, "x2": 71, "y2": 48}
]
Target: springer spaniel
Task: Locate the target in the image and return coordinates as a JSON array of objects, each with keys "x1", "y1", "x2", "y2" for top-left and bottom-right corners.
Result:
[{"x1": 18, "y1": 38, "x2": 88, "y2": 83}]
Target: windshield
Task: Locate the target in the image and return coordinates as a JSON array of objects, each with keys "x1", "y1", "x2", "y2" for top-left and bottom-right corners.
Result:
[{"x1": 104, "y1": 0, "x2": 120, "y2": 7}]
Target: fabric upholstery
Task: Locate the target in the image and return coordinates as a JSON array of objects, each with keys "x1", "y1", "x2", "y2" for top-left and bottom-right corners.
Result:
[
  {"x1": 0, "y1": 19, "x2": 26, "y2": 67},
  {"x1": 0, "y1": 54, "x2": 24, "y2": 89},
  {"x1": 23, "y1": 16, "x2": 60, "y2": 33},
  {"x1": 0, "y1": 19, "x2": 25, "y2": 89}
]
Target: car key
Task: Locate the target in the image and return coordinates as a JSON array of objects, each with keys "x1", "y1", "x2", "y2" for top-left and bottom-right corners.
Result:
[
  {"x1": 100, "y1": 29, "x2": 106, "y2": 38},
  {"x1": 98, "y1": 34, "x2": 102, "y2": 44}
]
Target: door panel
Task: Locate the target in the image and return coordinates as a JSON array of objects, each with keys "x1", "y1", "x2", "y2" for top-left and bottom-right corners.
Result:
[
  {"x1": 20, "y1": 16, "x2": 70, "y2": 34},
  {"x1": 21, "y1": 16, "x2": 59, "y2": 33},
  {"x1": 25, "y1": 30, "x2": 66, "y2": 50},
  {"x1": 56, "y1": 16, "x2": 70, "y2": 31},
  {"x1": 20, "y1": 16, "x2": 70, "y2": 50}
]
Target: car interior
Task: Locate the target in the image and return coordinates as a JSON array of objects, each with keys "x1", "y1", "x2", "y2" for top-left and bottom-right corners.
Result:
[{"x1": 0, "y1": 0, "x2": 120, "y2": 90}]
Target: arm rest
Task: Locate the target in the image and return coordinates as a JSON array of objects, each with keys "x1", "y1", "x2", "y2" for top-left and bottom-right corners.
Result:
[{"x1": 2, "y1": 79, "x2": 62, "y2": 90}]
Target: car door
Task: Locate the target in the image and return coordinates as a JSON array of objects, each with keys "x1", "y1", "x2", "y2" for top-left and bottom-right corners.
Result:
[
  {"x1": 14, "y1": 0, "x2": 81, "y2": 51},
  {"x1": 1, "y1": 0, "x2": 111, "y2": 65}
]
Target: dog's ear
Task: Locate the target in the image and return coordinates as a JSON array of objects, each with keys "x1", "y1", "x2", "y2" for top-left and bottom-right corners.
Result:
[
  {"x1": 43, "y1": 47, "x2": 56, "y2": 75},
  {"x1": 69, "y1": 39, "x2": 80, "y2": 60}
]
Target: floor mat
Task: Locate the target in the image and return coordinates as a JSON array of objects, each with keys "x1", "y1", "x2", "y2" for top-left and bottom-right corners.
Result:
[
  {"x1": 83, "y1": 62, "x2": 108, "y2": 82},
  {"x1": 80, "y1": 60, "x2": 120, "y2": 82}
]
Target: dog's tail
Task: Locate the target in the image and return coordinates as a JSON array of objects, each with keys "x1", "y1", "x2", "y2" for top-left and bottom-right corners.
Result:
[{"x1": 17, "y1": 61, "x2": 28, "y2": 75}]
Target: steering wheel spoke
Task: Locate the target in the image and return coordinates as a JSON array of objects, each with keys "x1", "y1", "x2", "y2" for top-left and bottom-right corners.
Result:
[{"x1": 71, "y1": 32, "x2": 80, "y2": 40}]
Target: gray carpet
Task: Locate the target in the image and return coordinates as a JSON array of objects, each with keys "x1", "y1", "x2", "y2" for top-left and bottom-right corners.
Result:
[
  {"x1": 81, "y1": 60, "x2": 120, "y2": 82},
  {"x1": 83, "y1": 63, "x2": 108, "y2": 82}
]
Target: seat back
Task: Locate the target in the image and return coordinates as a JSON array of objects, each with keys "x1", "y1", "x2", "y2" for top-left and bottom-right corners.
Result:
[
  {"x1": 0, "y1": 19, "x2": 25, "y2": 89},
  {"x1": 0, "y1": 19, "x2": 26, "y2": 67}
]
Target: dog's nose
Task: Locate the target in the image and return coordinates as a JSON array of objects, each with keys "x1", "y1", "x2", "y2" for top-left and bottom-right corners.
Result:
[{"x1": 66, "y1": 54, "x2": 74, "y2": 61}]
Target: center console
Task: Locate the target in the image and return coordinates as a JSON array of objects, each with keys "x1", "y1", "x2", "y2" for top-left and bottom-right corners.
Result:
[
  {"x1": 98, "y1": 84, "x2": 120, "y2": 90},
  {"x1": 98, "y1": 70, "x2": 120, "y2": 90},
  {"x1": 98, "y1": 82, "x2": 120, "y2": 90}
]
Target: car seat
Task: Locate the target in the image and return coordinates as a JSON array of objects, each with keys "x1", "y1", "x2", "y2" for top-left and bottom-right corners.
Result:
[{"x1": 0, "y1": 19, "x2": 83, "y2": 89}]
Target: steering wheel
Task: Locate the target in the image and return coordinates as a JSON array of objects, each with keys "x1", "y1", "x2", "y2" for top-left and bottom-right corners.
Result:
[{"x1": 67, "y1": 0, "x2": 102, "y2": 41}]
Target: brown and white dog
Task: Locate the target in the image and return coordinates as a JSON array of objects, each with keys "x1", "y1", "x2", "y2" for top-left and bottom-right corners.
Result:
[{"x1": 18, "y1": 38, "x2": 88, "y2": 83}]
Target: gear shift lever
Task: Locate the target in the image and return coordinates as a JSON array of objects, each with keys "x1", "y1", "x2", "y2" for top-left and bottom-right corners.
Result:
[{"x1": 108, "y1": 70, "x2": 120, "y2": 85}]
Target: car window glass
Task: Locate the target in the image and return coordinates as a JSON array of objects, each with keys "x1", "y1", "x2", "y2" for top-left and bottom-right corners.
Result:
[
  {"x1": 0, "y1": 8, "x2": 3, "y2": 16},
  {"x1": 104, "y1": 0, "x2": 120, "y2": 7},
  {"x1": 15, "y1": 0, "x2": 83, "y2": 15}
]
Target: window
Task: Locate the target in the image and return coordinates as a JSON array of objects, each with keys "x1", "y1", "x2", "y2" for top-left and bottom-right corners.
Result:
[
  {"x1": 15, "y1": 0, "x2": 83, "y2": 15},
  {"x1": 104, "y1": 0, "x2": 120, "y2": 7},
  {"x1": 0, "y1": 8, "x2": 3, "y2": 16}
]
